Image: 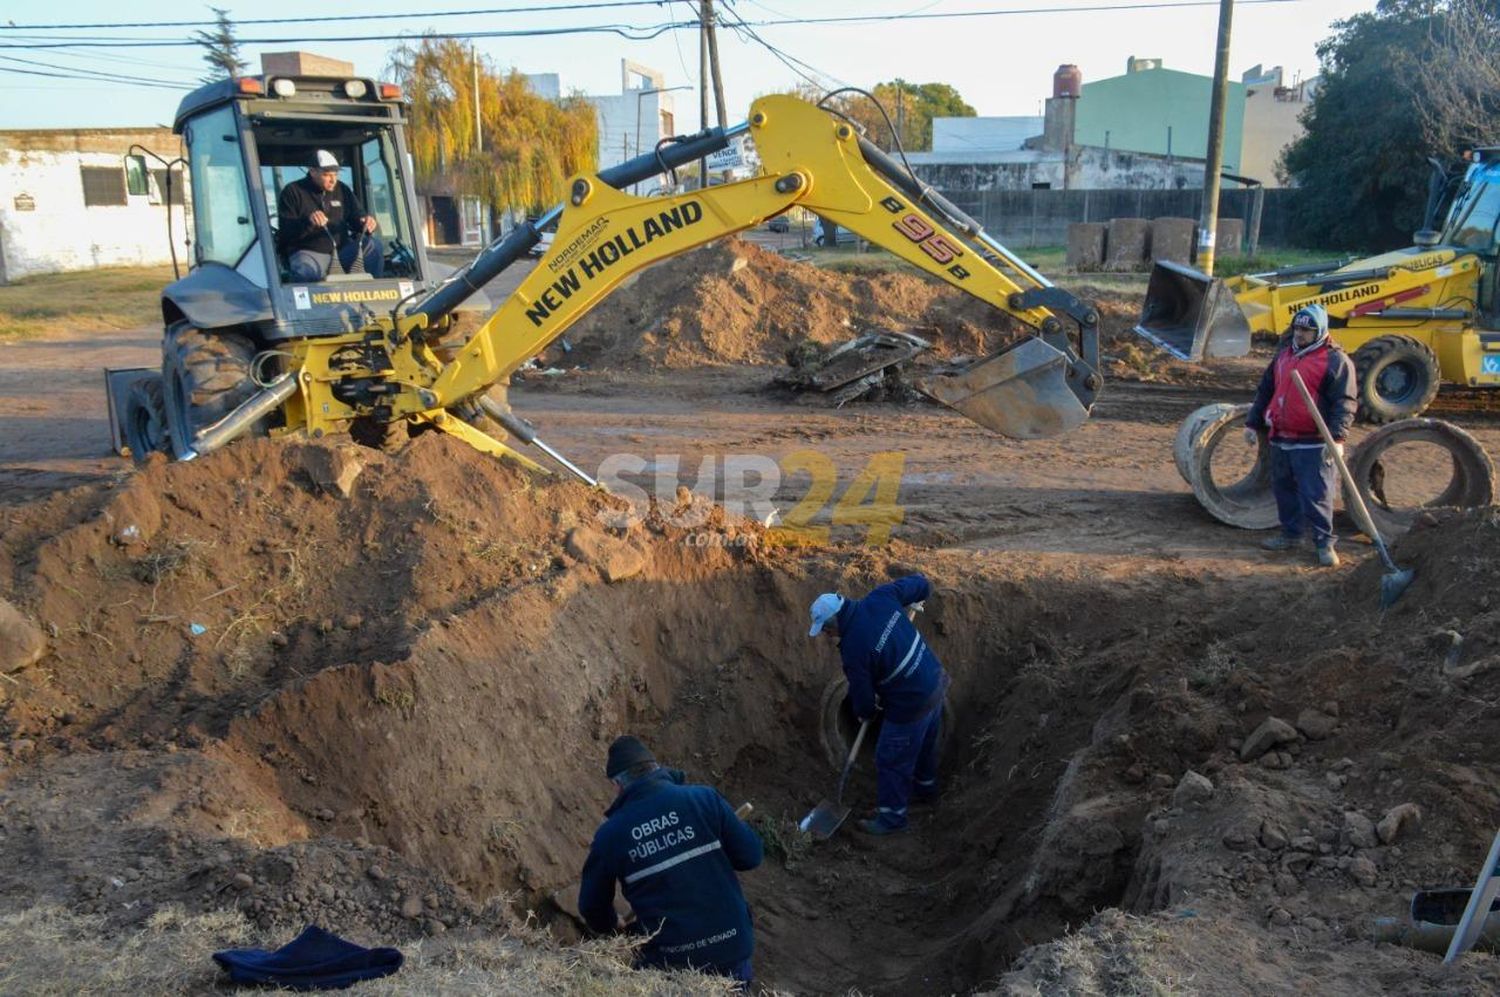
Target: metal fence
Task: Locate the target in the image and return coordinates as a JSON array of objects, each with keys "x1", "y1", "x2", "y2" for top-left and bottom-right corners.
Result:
[{"x1": 934, "y1": 187, "x2": 1299, "y2": 250}]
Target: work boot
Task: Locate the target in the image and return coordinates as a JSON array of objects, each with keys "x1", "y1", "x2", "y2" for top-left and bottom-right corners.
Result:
[
  {"x1": 856, "y1": 817, "x2": 909, "y2": 837},
  {"x1": 1260, "y1": 534, "x2": 1302, "y2": 552},
  {"x1": 1316, "y1": 546, "x2": 1340, "y2": 567}
]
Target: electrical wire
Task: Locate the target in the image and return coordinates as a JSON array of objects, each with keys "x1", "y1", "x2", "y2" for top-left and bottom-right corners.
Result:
[
  {"x1": 0, "y1": 53, "x2": 197, "y2": 87},
  {"x1": 0, "y1": 62, "x2": 190, "y2": 89},
  {"x1": 0, "y1": 20, "x2": 698, "y2": 49},
  {"x1": 1, "y1": 1, "x2": 675, "y2": 31}
]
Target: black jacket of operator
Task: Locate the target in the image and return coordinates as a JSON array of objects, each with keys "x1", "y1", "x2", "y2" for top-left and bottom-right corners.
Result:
[{"x1": 276, "y1": 175, "x2": 368, "y2": 256}]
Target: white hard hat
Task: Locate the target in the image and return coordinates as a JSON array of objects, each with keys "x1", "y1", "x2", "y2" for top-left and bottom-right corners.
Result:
[
  {"x1": 311, "y1": 149, "x2": 339, "y2": 170},
  {"x1": 808, "y1": 593, "x2": 844, "y2": 637}
]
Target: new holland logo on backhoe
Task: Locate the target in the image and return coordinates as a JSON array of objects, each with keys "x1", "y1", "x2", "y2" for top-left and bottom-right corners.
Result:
[{"x1": 525, "y1": 201, "x2": 705, "y2": 327}]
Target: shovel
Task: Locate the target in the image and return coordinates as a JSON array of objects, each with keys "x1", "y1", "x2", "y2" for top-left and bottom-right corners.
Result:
[
  {"x1": 799, "y1": 718, "x2": 870, "y2": 841},
  {"x1": 1289, "y1": 370, "x2": 1415, "y2": 607}
]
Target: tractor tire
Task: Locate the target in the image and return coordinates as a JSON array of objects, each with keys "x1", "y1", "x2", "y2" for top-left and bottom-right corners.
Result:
[
  {"x1": 350, "y1": 415, "x2": 409, "y2": 452},
  {"x1": 122, "y1": 374, "x2": 169, "y2": 465},
  {"x1": 160, "y1": 322, "x2": 266, "y2": 459},
  {"x1": 1352, "y1": 335, "x2": 1441, "y2": 424}
]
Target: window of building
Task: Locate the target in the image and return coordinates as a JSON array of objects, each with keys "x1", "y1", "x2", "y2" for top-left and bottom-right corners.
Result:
[
  {"x1": 660, "y1": 110, "x2": 674, "y2": 137},
  {"x1": 80, "y1": 166, "x2": 127, "y2": 207},
  {"x1": 151, "y1": 168, "x2": 187, "y2": 206},
  {"x1": 125, "y1": 155, "x2": 149, "y2": 196}
]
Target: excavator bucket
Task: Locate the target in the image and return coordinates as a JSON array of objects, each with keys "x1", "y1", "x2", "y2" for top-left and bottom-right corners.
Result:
[
  {"x1": 916, "y1": 337, "x2": 1090, "y2": 440},
  {"x1": 1135, "y1": 260, "x2": 1252, "y2": 361}
]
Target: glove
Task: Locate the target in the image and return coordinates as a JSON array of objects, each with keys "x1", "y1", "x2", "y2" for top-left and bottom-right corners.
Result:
[
  {"x1": 1243, "y1": 427, "x2": 1259, "y2": 447},
  {"x1": 1325, "y1": 441, "x2": 1344, "y2": 462}
]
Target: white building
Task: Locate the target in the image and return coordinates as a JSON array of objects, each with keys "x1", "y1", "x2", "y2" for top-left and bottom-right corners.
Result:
[
  {"x1": 527, "y1": 60, "x2": 680, "y2": 172},
  {"x1": 0, "y1": 128, "x2": 190, "y2": 283}
]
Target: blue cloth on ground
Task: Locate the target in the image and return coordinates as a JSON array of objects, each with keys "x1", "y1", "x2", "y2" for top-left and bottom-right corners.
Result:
[{"x1": 212, "y1": 925, "x2": 403, "y2": 991}]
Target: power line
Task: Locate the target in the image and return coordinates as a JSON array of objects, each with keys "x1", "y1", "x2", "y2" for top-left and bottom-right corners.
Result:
[
  {"x1": 0, "y1": 1, "x2": 674, "y2": 31},
  {"x1": 0, "y1": 0, "x2": 1303, "y2": 51},
  {"x1": 0, "y1": 63, "x2": 190, "y2": 90},
  {"x1": 0, "y1": 20, "x2": 697, "y2": 49},
  {"x1": 0, "y1": 53, "x2": 197, "y2": 87},
  {"x1": 718, "y1": 3, "x2": 846, "y2": 91}
]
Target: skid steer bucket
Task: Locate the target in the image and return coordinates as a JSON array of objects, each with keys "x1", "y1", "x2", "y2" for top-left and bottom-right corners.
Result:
[
  {"x1": 1135, "y1": 260, "x2": 1252, "y2": 361},
  {"x1": 916, "y1": 337, "x2": 1090, "y2": 440}
]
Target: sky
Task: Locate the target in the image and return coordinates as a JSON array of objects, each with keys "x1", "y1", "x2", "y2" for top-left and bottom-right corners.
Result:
[{"x1": 0, "y1": 0, "x2": 1378, "y2": 131}]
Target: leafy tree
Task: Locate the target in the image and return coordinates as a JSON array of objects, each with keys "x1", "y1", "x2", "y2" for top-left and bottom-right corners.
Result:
[
  {"x1": 1281, "y1": 1, "x2": 1447, "y2": 251},
  {"x1": 788, "y1": 79, "x2": 976, "y2": 152},
  {"x1": 390, "y1": 38, "x2": 597, "y2": 212},
  {"x1": 193, "y1": 7, "x2": 248, "y2": 83}
]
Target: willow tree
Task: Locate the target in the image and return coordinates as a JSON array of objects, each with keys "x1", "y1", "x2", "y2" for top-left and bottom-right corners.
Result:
[{"x1": 390, "y1": 37, "x2": 597, "y2": 212}]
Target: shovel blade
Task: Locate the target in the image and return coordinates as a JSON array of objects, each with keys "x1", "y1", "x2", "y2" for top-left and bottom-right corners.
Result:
[
  {"x1": 1135, "y1": 261, "x2": 1252, "y2": 361},
  {"x1": 1380, "y1": 568, "x2": 1416, "y2": 609},
  {"x1": 799, "y1": 799, "x2": 852, "y2": 841},
  {"x1": 916, "y1": 337, "x2": 1089, "y2": 440}
]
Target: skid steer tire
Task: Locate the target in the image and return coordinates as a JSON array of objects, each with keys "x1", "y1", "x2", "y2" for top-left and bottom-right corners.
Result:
[
  {"x1": 1353, "y1": 335, "x2": 1440, "y2": 424},
  {"x1": 161, "y1": 322, "x2": 266, "y2": 459},
  {"x1": 122, "y1": 374, "x2": 169, "y2": 465}
]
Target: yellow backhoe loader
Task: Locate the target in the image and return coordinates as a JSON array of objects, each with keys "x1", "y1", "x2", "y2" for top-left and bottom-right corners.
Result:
[
  {"x1": 108, "y1": 72, "x2": 1103, "y2": 476},
  {"x1": 1137, "y1": 149, "x2": 1500, "y2": 422}
]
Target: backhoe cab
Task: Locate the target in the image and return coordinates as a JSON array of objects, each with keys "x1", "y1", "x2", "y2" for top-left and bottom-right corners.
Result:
[
  {"x1": 1136, "y1": 150, "x2": 1500, "y2": 423},
  {"x1": 112, "y1": 61, "x2": 464, "y2": 458},
  {"x1": 113, "y1": 80, "x2": 1104, "y2": 480}
]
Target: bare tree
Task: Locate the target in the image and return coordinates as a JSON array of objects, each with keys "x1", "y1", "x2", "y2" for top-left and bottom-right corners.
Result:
[{"x1": 1413, "y1": 0, "x2": 1500, "y2": 152}]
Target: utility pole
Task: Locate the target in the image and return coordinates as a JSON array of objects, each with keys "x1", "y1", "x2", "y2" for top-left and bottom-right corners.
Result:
[
  {"x1": 703, "y1": 0, "x2": 727, "y2": 129},
  {"x1": 1197, "y1": 0, "x2": 1233, "y2": 275},
  {"x1": 473, "y1": 43, "x2": 482, "y2": 154},
  {"x1": 698, "y1": 2, "x2": 710, "y2": 189}
]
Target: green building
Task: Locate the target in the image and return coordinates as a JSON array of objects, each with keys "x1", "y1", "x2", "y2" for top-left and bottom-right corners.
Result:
[{"x1": 1074, "y1": 57, "x2": 1246, "y2": 172}]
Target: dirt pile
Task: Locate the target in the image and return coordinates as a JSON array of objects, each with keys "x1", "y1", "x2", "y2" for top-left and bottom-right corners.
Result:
[
  {"x1": 2, "y1": 434, "x2": 1500, "y2": 994},
  {"x1": 558, "y1": 238, "x2": 1024, "y2": 369},
  {"x1": 555, "y1": 240, "x2": 1224, "y2": 390}
]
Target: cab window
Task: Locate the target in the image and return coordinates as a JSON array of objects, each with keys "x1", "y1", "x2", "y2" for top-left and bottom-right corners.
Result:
[{"x1": 185, "y1": 105, "x2": 255, "y2": 267}]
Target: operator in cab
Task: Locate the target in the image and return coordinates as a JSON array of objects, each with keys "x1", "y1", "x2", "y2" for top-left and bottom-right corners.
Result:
[
  {"x1": 276, "y1": 149, "x2": 384, "y2": 281},
  {"x1": 578, "y1": 736, "x2": 762, "y2": 988},
  {"x1": 808, "y1": 573, "x2": 949, "y2": 836},
  {"x1": 1243, "y1": 303, "x2": 1357, "y2": 567}
]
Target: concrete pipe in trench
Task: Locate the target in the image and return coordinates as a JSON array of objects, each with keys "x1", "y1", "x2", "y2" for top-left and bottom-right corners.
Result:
[{"x1": 818, "y1": 674, "x2": 954, "y2": 772}]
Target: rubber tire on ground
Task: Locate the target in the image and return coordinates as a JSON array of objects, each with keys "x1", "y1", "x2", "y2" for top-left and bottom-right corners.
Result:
[
  {"x1": 1345, "y1": 417, "x2": 1496, "y2": 539},
  {"x1": 160, "y1": 322, "x2": 266, "y2": 459},
  {"x1": 1352, "y1": 335, "x2": 1441, "y2": 424},
  {"x1": 122, "y1": 374, "x2": 168, "y2": 465}
]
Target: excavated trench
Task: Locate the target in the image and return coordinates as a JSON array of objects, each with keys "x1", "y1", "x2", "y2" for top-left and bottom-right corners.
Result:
[{"x1": 216, "y1": 559, "x2": 1211, "y2": 994}]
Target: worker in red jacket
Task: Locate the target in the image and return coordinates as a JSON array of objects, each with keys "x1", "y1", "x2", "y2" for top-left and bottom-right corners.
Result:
[{"x1": 1243, "y1": 303, "x2": 1357, "y2": 566}]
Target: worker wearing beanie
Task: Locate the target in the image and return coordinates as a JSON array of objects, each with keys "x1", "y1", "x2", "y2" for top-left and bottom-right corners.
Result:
[{"x1": 578, "y1": 735, "x2": 763, "y2": 986}]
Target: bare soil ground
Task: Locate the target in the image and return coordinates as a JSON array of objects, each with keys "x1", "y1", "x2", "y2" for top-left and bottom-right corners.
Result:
[{"x1": 2, "y1": 244, "x2": 1500, "y2": 995}]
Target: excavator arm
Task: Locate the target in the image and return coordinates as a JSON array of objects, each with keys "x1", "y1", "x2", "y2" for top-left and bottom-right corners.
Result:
[
  {"x1": 392, "y1": 95, "x2": 1099, "y2": 436},
  {"x1": 197, "y1": 96, "x2": 1100, "y2": 473}
]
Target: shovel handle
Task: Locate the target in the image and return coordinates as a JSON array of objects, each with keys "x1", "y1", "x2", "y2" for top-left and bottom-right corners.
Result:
[
  {"x1": 835, "y1": 719, "x2": 870, "y2": 806},
  {"x1": 1288, "y1": 370, "x2": 1398, "y2": 569}
]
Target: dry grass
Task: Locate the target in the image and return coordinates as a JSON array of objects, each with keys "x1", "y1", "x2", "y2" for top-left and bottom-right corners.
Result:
[
  {"x1": 0, "y1": 265, "x2": 172, "y2": 340},
  {"x1": 0, "y1": 904, "x2": 761, "y2": 996}
]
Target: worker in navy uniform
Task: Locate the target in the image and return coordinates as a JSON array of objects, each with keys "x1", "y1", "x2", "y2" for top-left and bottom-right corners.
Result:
[
  {"x1": 578, "y1": 736, "x2": 762, "y2": 986},
  {"x1": 276, "y1": 149, "x2": 383, "y2": 280},
  {"x1": 809, "y1": 573, "x2": 949, "y2": 835}
]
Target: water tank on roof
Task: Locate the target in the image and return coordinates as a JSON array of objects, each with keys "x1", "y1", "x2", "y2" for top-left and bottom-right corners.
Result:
[{"x1": 1054, "y1": 64, "x2": 1082, "y2": 99}]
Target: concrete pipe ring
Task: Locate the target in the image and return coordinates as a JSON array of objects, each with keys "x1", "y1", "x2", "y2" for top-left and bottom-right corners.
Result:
[
  {"x1": 818, "y1": 674, "x2": 954, "y2": 772},
  {"x1": 1346, "y1": 417, "x2": 1497, "y2": 539},
  {"x1": 1180, "y1": 402, "x2": 1282, "y2": 530},
  {"x1": 1174, "y1": 402, "x2": 1242, "y2": 486}
]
